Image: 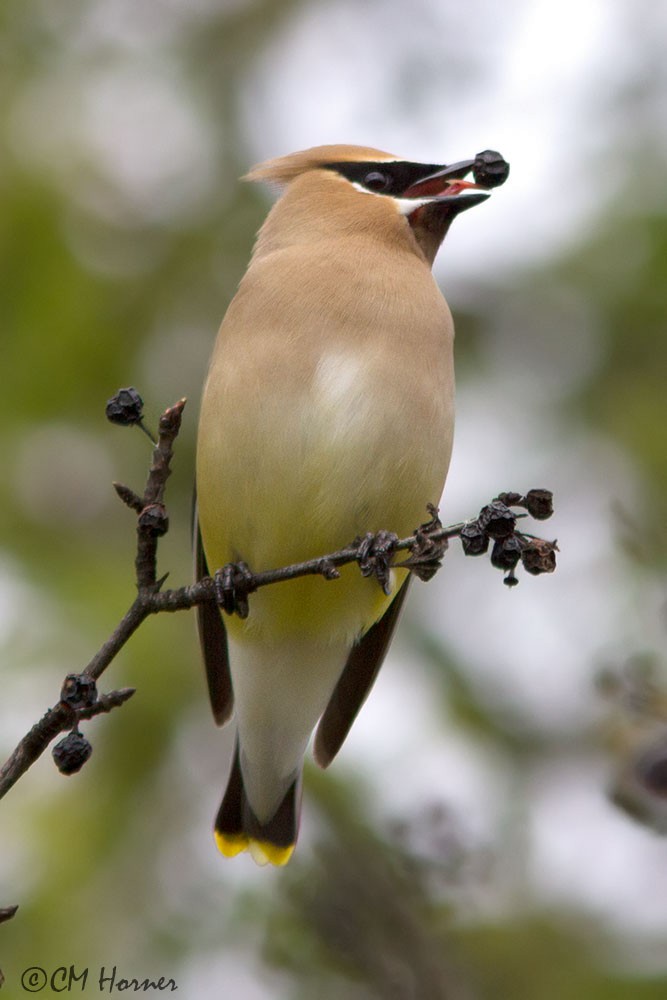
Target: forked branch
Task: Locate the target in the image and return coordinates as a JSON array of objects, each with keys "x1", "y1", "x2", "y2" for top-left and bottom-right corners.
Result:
[{"x1": 0, "y1": 390, "x2": 557, "y2": 802}]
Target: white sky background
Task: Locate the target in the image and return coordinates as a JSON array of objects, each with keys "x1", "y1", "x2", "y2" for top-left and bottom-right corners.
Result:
[{"x1": 3, "y1": 0, "x2": 667, "y2": 986}]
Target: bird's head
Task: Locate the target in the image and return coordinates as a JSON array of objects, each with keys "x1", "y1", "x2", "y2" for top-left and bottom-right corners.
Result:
[{"x1": 245, "y1": 144, "x2": 509, "y2": 266}]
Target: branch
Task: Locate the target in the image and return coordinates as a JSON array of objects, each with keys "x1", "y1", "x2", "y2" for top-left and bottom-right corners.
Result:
[
  {"x1": 0, "y1": 391, "x2": 558, "y2": 802},
  {"x1": 150, "y1": 495, "x2": 556, "y2": 618},
  {"x1": 0, "y1": 393, "x2": 186, "y2": 800},
  {"x1": 0, "y1": 688, "x2": 136, "y2": 797}
]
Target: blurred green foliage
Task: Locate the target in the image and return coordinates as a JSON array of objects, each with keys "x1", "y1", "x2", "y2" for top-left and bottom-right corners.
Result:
[{"x1": 1, "y1": 0, "x2": 666, "y2": 997}]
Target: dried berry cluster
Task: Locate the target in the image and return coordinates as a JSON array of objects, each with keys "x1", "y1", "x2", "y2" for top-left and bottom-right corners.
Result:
[
  {"x1": 459, "y1": 490, "x2": 557, "y2": 587},
  {"x1": 51, "y1": 674, "x2": 97, "y2": 775}
]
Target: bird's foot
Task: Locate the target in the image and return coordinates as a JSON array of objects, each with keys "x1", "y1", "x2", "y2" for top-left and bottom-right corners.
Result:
[
  {"x1": 356, "y1": 531, "x2": 398, "y2": 596},
  {"x1": 396, "y1": 504, "x2": 448, "y2": 582},
  {"x1": 214, "y1": 561, "x2": 255, "y2": 619}
]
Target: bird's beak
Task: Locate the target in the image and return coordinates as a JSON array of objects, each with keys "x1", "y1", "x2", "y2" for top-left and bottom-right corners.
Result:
[{"x1": 403, "y1": 159, "x2": 490, "y2": 209}]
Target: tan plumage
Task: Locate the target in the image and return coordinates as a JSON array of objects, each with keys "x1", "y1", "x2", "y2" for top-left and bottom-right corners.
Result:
[
  {"x1": 196, "y1": 144, "x2": 494, "y2": 864},
  {"x1": 243, "y1": 143, "x2": 399, "y2": 185}
]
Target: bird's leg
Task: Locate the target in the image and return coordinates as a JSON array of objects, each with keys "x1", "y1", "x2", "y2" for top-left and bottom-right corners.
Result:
[
  {"x1": 356, "y1": 531, "x2": 399, "y2": 596},
  {"x1": 214, "y1": 562, "x2": 255, "y2": 619},
  {"x1": 396, "y1": 504, "x2": 448, "y2": 582}
]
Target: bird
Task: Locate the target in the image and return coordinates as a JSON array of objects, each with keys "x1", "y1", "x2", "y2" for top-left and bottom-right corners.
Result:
[{"x1": 195, "y1": 143, "x2": 505, "y2": 866}]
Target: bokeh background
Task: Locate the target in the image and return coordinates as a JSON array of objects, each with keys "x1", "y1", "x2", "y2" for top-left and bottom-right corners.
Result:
[{"x1": 1, "y1": 0, "x2": 667, "y2": 996}]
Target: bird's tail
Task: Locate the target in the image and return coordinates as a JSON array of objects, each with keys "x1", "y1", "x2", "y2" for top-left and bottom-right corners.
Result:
[{"x1": 214, "y1": 740, "x2": 300, "y2": 866}]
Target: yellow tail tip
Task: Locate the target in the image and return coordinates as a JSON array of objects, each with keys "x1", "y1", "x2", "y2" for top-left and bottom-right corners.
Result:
[
  {"x1": 214, "y1": 830, "x2": 249, "y2": 858},
  {"x1": 249, "y1": 839, "x2": 295, "y2": 867},
  {"x1": 214, "y1": 830, "x2": 295, "y2": 866}
]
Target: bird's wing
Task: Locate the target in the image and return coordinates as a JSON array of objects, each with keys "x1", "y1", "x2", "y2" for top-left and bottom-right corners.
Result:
[
  {"x1": 194, "y1": 505, "x2": 234, "y2": 726},
  {"x1": 313, "y1": 576, "x2": 411, "y2": 768}
]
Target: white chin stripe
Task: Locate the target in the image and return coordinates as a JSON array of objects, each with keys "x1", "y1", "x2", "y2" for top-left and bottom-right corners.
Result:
[
  {"x1": 350, "y1": 182, "x2": 488, "y2": 215},
  {"x1": 350, "y1": 182, "x2": 430, "y2": 213},
  {"x1": 397, "y1": 190, "x2": 490, "y2": 215}
]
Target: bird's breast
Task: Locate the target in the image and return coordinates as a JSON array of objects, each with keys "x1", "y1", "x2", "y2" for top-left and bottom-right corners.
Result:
[{"x1": 196, "y1": 246, "x2": 455, "y2": 640}]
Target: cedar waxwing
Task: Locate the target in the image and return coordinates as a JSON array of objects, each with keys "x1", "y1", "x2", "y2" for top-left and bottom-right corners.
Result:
[{"x1": 196, "y1": 144, "x2": 506, "y2": 866}]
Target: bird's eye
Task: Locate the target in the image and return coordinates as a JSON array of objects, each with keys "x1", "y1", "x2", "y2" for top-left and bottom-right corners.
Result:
[{"x1": 363, "y1": 171, "x2": 390, "y2": 193}]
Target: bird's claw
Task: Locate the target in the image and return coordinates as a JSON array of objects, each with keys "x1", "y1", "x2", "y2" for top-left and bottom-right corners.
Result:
[
  {"x1": 214, "y1": 561, "x2": 255, "y2": 618},
  {"x1": 356, "y1": 531, "x2": 398, "y2": 595},
  {"x1": 397, "y1": 505, "x2": 448, "y2": 582}
]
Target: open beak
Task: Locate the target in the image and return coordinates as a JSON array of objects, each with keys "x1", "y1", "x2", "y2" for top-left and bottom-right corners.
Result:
[
  {"x1": 403, "y1": 159, "x2": 490, "y2": 208},
  {"x1": 401, "y1": 150, "x2": 508, "y2": 264}
]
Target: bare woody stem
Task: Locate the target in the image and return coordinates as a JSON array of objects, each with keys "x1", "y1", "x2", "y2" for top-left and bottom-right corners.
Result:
[
  {"x1": 0, "y1": 393, "x2": 556, "y2": 804},
  {"x1": 0, "y1": 399, "x2": 187, "y2": 802}
]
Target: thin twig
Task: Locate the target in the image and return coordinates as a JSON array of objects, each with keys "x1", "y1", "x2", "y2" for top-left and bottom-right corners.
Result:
[
  {"x1": 0, "y1": 400, "x2": 186, "y2": 800},
  {"x1": 78, "y1": 688, "x2": 136, "y2": 720},
  {"x1": 0, "y1": 689, "x2": 137, "y2": 798},
  {"x1": 135, "y1": 398, "x2": 185, "y2": 589},
  {"x1": 149, "y1": 523, "x2": 463, "y2": 614},
  {"x1": 0, "y1": 906, "x2": 18, "y2": 924},
  {"x1": 0, "y1": 393, "x2": 556, "y2": 803}
]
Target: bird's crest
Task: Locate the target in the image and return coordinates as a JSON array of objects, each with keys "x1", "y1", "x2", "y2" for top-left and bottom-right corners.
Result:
[{"x1": 244, "y1": 144, "x2": 399, "y2": 187}]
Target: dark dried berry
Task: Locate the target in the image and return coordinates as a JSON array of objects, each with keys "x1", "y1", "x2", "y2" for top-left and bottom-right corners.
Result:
[
  {"x1": 473, "y1": 150, "x2": 510, "y2": 188},
  {"x1": 138, "y1": 502, "x2": 169, "y2": 537},
  {"x1": 106, "y1": 387, "x2": 144, "y2": 427},
  {"x1": 491, "y1": 535, "x2": 523, "y2": 571},
  {"x1": 60, "y1": 673, "x2": 98, "y2": 710},
  {"x1": 478, "y1": 501, "x2": 516, "y2": 539},
  {"x1": 495, "y1": 492, "x2": 523, "y2": 508},
  {"x1": 524, "y1": 489, "x2": 554, "y2": 520},
  {"x1": 521, "y1": 539, "x2": 557, "y2": 575},
  {"x1": 460, "y1": 520, "x2": 489, "y2": 556},
  {"x1": 53, "y1": 731, "x2": 93, "y2": 775}
]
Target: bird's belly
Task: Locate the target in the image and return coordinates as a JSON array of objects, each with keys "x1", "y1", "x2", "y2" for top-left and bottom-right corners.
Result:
[{"x1": 197, "y1": 346, "x2": 453, "y2": 642}]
